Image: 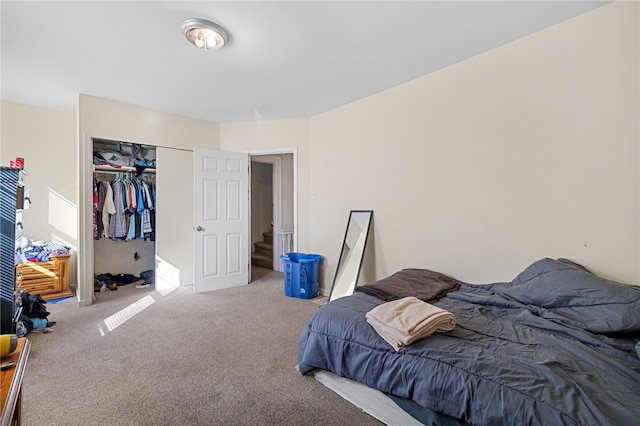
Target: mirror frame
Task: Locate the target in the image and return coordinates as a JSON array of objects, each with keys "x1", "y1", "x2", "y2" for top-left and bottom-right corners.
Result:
[{"x1": 328, "y1": 210, "x2": 373, "y2": 302}]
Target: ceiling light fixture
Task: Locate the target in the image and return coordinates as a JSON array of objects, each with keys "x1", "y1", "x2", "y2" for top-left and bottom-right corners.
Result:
[{"x1": 181, "y1": 18, "x2": 229, "y2": 51}]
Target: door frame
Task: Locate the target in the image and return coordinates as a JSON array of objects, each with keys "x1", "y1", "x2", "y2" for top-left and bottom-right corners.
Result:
[{"x1": 248, "y1": 148, "x2": 297, "y2": 272}]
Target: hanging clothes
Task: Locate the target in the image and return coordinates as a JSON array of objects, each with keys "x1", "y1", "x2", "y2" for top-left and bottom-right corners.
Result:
[
  {"x1": 93, "y1": 171, "x2": 155, "y2": 242},
  {"x1": 93, "y1": 179, "x2": 99, "y2": 239},
  {"x1": 102, "y1": 180, "x2": 116, "y2": 239},
  {"x1": 138, "y1": 178, "x2": 155, "y2": 241},
  {"x1": 124, "y1": 178, "x2": 139, "y2": 241},
  {"x1": 109, "y1": 178, "x2": 127, "y2": 239}
]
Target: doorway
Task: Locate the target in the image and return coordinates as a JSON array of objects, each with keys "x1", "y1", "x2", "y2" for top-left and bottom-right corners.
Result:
[{"x1": 249, "y1": 151, "x2": 296, "y2": 275}]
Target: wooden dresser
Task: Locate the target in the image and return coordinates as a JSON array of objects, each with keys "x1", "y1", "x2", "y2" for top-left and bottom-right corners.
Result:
[{"x1": 17, "y1": 254, "x2": 73, "y2": 301}]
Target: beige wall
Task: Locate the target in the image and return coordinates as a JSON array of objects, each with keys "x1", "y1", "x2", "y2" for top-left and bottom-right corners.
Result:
[
  {"x1": 308, "y1": 1, "x2": 639, "y2": 291},
  {"x1": 1, "y1": 101, "x2": 78, "y2": 284}
]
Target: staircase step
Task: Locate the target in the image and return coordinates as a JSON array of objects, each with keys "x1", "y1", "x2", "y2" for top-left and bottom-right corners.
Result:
[
  {"x1": 263, "y1": 231, "x2": 273, "y2": 244},
  {"x1": 254, "y1": 241, "x2": 273, "y2": 255},
  {"x1": 252, "y1": 230, "x2": 274, "y2": 270},
  {"x1": 251, "y1": 252, "x2": 272, "y2": 269}
]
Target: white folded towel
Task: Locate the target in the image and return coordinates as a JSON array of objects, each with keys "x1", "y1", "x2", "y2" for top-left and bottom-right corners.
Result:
[{"x1": 366, "y1": 296, "x2": 456, "y2": 351}]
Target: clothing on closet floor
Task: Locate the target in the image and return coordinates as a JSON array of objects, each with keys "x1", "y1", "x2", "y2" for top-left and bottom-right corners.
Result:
[{"x1": 94, "y1": 272, "x2": 147, "y2": 292}]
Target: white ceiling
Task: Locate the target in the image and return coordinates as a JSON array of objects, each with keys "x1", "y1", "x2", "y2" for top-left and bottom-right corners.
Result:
[{"x1": 1, "y1": 1, "x2": 608, "y2": 123}]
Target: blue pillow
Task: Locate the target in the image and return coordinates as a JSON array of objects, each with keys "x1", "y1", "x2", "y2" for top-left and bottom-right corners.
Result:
[
  {"x1": 501, "y1": 258, "x2": 640, "y2": 335},
  {"x1": 507, "y1": 258, "x2": 639, "y2": 308}
]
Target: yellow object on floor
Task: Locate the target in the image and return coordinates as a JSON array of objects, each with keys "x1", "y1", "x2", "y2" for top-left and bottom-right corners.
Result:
[{"x1": 0, "y1": 334, "x2": 18, "y2": 357}]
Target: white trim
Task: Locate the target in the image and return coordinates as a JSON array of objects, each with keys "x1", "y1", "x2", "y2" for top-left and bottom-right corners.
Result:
[
  {"x1": 77, "y1": 132, "x2": 95, "y2": 306},
  {"x1": 292, "y1": 148, "x2": 297, "y2": 253},
  {"x1": 248, "y1": 161, "x2": 252, "y2": 282}
]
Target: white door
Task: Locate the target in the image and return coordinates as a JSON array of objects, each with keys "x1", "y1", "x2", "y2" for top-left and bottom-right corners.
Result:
[{"x1": 194, "y1": 148, "x2": 248, "y2": 293}]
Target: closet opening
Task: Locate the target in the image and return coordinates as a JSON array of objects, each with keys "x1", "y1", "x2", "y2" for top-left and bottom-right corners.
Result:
[{"x1": 92, "y1": 139, "x2": 156, "y2": 296}]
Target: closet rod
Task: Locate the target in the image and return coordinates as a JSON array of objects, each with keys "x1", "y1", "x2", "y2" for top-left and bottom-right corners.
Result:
[{"x1": 93, "y1": 165, "x2": 156, "y2": 174}]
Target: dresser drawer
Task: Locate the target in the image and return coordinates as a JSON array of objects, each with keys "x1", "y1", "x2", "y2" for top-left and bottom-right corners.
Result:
[
  {"x1": 17, "y1": 261, "x2": 60, "y2": 279},
  {"x1": 15, "y1": 255, "x2": 72, "y2": 301},
  {"x1": 20, "y1": 277, "x2": 62, "y2": 295}
]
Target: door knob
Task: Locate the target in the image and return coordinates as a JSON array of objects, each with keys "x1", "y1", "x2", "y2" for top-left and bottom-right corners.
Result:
[{"x1": 194, "y1": 225, "x2": 204, "y2": 231}]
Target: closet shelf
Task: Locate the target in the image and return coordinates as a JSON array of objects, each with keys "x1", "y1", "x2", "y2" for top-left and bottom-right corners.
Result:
[{"x1": 93, "y1": 165, "x2": 156, "y2": 174}]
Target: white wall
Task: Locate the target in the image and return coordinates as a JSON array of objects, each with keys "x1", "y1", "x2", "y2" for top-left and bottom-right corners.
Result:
[
  {"x1": 308, "y1": 1, "x2": 639, "y2": 291},
  {"x1": 156, "y1": 146, "x2": 195, "y2": 288},
  {"x1": 0, "y1": 101, "x2": 78, "y2": 285}
]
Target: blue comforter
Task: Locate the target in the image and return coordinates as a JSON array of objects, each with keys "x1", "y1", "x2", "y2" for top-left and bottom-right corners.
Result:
[{"x1": 297, "y1": 258, "x2": 640, "y2": 425}]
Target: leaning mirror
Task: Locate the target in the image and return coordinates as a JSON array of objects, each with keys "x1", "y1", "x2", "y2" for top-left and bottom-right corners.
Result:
[{"x1": 328, "y1": 210, "x2": 373, "y2": 302}]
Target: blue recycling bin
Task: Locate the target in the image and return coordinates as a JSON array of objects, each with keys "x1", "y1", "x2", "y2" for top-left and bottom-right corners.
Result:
[{"x1": 280, "y1": 252, "x2": 322, "y2": 299}]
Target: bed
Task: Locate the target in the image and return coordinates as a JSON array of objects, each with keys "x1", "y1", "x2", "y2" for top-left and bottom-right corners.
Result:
[{"x1": 297, "y1": 258, "x2": 640, "y2": 425}]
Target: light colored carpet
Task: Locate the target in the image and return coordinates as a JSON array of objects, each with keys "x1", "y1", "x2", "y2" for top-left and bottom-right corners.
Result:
[{"x1": 21, "y1": 269, "x2": 381, "y2": 425}]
